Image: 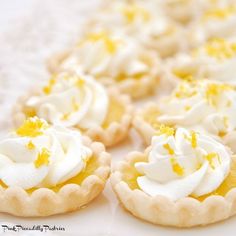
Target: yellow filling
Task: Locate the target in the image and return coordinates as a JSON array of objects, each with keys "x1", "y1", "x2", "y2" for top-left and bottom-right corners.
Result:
[
  {"x1": 122, "y1": 156, "x2": 236, "y2": 201},
  {"x1": 0, "y1": 156, "x2": 99, "y2": 194}
]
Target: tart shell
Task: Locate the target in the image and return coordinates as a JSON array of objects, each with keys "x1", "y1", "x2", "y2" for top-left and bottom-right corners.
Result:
[
  {"x1": 0, "y1": 137, "x2": 111, "y2": 217},
  {"x1": 111, "y1": 150, "x2": 236, "y2": 227},
  {"x1": 132, "y1": 103, "x2": 159, "y2": 144},
  {"x1": 13, "y1": 87, "x2": 133, "y2": 147}
]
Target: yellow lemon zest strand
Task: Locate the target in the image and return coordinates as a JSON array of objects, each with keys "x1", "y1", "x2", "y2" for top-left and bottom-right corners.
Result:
[
  {"x1": 86, "y1": 32, "x2": 120, "y2": 54},
  {"x1": 205, "y1": 152, "x2": 221, "y2": 169},
  {"x1": 205, "y1": 83, "x2": 233, "y2": 106},
  {"x1": 170, "y1": 157, "x2": 184, "y2": 176},
  {"x1": 191, "y1": 131, "x2": 197, "y2": 148},
  {"x1": 43, "y1": 78, "x2": 56, "y2": 95},
  {"x1": 121, "y1": 4, "x2": 150, "y2": 23},
  {"x1": 16, "y1": 117, "x2": 49, "y2": 137},
  {"x1": 26, "y1": 140, "x2": 35, "y2": 150},
  {"x1": 61, "y1": 112, "x2": 71, "y2": 121},
  {"x1": 157, "y1": 124, "x2": 175, "y2": 136},
  {"x1": 204, "y1": 38, "x2": 236, "y2": 60},
  {"x1": 203, "y1": 5, "x2": 236, "y2": 20},
  {"x1": 183, "y1": 131, "x2": 197, "y2": 148},
  {"x1": 34, "y1": 148, "x2": 50, "y2": 168},
  {"x1": 175, "y1": 83, "x2": 197, "y2": 98},
  {"x1": 163, "y1": 143, "x2": 175, "y2": 155}
]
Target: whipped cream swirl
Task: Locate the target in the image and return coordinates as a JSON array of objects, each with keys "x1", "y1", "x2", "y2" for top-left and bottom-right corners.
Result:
[
  {"x1": 26, "y1": 72, "x2": 108, "y2": 129},
  {"x1": 0, "y1": 117, "x2": 92, "y2": 190},
  {"x1": 135, "y1": 127, "x2": 231, "y2": 201}
]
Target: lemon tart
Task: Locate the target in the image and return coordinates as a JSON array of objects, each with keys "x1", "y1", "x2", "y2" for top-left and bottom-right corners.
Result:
[
  {"x1": 165, "y1": 37, "x2": 236, "y2": 86},
  {"x1": 111, "y1": 127, "x2": 236, "y2": 227},
  {"x1": 47, "y1": 31, "x2": 160, "y2": 99},
  {"x1": 133, "y1": 80, "x2": 236, "y2": 153},
  {"x1": 13, "y1": 71, "x2": 133, "y2": 147},
  {"x1": 0, "y1": 117, "x2": 110, "y2": 217}
]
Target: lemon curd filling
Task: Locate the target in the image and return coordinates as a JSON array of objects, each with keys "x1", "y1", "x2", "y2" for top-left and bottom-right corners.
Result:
[
  {"x1": 122, "y1": 153, "x2": 236, "y2": 201},
  {"x1": 0, "y1": 156, "x2": 99, "y2": 194}
]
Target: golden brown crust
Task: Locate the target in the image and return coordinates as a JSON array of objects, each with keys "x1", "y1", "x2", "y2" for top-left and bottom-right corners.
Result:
[
  {"x1": 0, "y1": 137, "x2": 111, "y2": 217},
  {"x1": 111, "y1": 152, "x2": 236, "y2": 227},
  {"x1": 12, "y1": 87, "x2": 133, "y2": 147}
]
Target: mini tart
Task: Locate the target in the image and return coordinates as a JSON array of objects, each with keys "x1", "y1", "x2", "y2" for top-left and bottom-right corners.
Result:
[
  {"x1": 47, "y1": 39, "x2": 160, "y2": 99},
  {"x1": 133, "y1": 102, "x2": 161, "y2": 144},
  {"x1": 111, "y1": 149, "x2": 236, "y2": 227},
  {"x1": 0, "y1": 136, "x2": 110, "y2": 217},
  {"x1": 163, "y1": 38, "x2": 236, "y2": 87},
  {"x1": 13, "y1": 87, "x2": 133, "y2": 147}
]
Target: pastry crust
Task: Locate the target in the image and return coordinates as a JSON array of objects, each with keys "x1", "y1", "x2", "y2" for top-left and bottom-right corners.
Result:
[
  {"x1": 13, "y1": 87, "x2": 133, "y2": 147},
  {"x1": 132, "y1": 102, "x2": 159, "y2": 144},
  {"x1": 47, "y1": 50, "x2": 160, "y2": 99},
  {"x1": 0, "y1": 137, "x2": 111, "y2": 217},
  {"x1": 111, "y1": 150, "x2": 236, "y2": 227}
]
